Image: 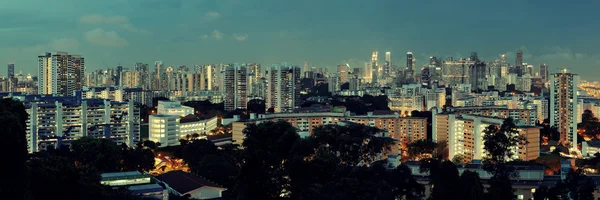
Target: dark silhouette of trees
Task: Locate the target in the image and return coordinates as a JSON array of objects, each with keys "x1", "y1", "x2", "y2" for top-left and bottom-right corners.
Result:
[
  {"x1": 0, "y1": 99, "x2": 29, "y2": 199},
  {"x1": 71, "y1": 137, "x2": 123, "y2": 173},
  {"x1": 121, "y1": 143, "x2": 155, "y2": 172},
  {"x1": 482, "y1": 118, "x2": 527, "y2": 200},
  {"x1": 234, "y1": 121, "x2": 301, "y2": 199},
  {"x1": 552, "y1": 169, "x2": 596, "y2": 200},
  {"x1": 460, "y1": 170, "x2": 485, "y2": 200},
  {"x1": 407, "y1": 139, "x2": 437, "y2": 160}
]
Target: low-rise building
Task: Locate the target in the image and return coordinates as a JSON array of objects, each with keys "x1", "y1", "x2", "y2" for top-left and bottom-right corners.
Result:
[
  {"x1": 101, "y1": 171, "x2": 168, "y2": 200},
  {"x1": 232, "y1": 111, "x2": 427, "y2": 146},
  {"x1": 155, "y1": 170, "x2": 226, "y2": 199}
]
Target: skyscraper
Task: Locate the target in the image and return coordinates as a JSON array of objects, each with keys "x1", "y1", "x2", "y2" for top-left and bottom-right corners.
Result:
[
  {"x1": 405, "y1": 52, "x2": 415, "y2": 83},
  {"x1": 8, "y1": 62, "x2": 14, "y2": 78},
  {"x1": 154, "y1": 61, "x2": 163, "y2": 90},
  {"x1": 550, "y1": 69, "x2": 579, "y2": 146},
  {"x1": 37, "y1": 52, "x2": 85, "y2": 96},
  {"x1": 8, "y1": 62, "x2": 15, "y2": 92},
  {"x1": 338, "y1": 64, "x2": 348, "y2": 84},
  {"x1": 267, "y1": 64, "x2": 301, "y2": 113},
  {"x1": 540, "y1": 64, "x2": 549, "y2": 82},
  {"x1": 516, "y1": 50, "x2": 524, "y2": 76},
  {"x1": 371, "y1": 51, "x2": 378, "y2": 66}
]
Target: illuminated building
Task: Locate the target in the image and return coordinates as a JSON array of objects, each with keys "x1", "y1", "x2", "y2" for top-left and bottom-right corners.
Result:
[
  {"x1": 38, "y1": 52, "x2": 85, "y2": 96},
  {"x1": 550, "y1": 69, "x2": 579, "y2": 146}
]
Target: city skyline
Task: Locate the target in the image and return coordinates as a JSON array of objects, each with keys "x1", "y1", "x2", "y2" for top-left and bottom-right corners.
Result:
[{"x1": 1, "y1": 0, "x2": 600, "y2": 80}]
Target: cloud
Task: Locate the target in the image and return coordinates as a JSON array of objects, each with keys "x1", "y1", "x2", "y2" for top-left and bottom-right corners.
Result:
[
  {"x1": 84, "y1": 28, "x2": 128, "y2": 46},
  {"x1": 201, "y1": 11, "x2": 221, "y2": 22},
  {"x1": 48, "y1": 38, "x2": 80, "y2": 50},
  {"x1": 233, "y1": 33, "x2": 248, "y2": 41},
  {"x1": 22, "y1": 38, "x2": 81, "y2": 53},
  {"x1": 202, "y1": 30, "x2": 224, "y2": 40},
  {"x1": 119, "y1": 23, "x2": 149, "y2": 34},
  {"x1": 80, "y1": 14, "x2": 129, "y2": 24}
]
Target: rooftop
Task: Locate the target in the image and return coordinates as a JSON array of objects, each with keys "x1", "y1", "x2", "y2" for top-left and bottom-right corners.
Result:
[{"x1": 156, "y1": 170, "x2": 225, "y2": 194}]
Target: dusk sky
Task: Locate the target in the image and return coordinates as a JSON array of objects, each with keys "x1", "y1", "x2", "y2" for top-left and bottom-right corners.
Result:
[{"x1": 1, "y1": 0, "x2": 599, "y2": 80}]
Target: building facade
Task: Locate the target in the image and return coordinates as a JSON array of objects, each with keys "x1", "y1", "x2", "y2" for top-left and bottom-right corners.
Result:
[{"x1": 550, "y1": 69, "x2": 579, "y2": 146}]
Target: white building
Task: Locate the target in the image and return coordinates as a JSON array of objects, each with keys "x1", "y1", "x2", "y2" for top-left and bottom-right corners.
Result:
[
  {"x1": 149, "y1": 115, "x2": 180, "y2": 147},
  {"x1": 550, "y1": 69, "x2": 579, "y2": 146},
  {"x1": 25, "y1": 97, "x2": 140, "y2": 153},
  {"x1": 157, "y1": 100, "x2": 194, "y2": 117}
]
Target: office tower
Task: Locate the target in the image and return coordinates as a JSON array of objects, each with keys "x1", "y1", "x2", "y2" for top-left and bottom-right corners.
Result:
[
  {"x1": 385, "y1": 52, "x2": 391, "y2": 65},
  {"x1": 267, "y1": 64, "x2": 301, "y2": 113},
  {"x1": 540, "y1": 64, "x2": 549, "y2": 83},
  {"x1": 516, "y1": 50, "x2": 524, "y2": 76},
  {"x1": 550, "y1": 69, "x2": 579, "y2": 146},
  {"x1": 37, "y1": 52, "x2": 85, "y2": 96},
  {"x1": 338, "y1": 64, "x2": 348, "y2": 83},
  {"x1": 442, "y1": 57, "x2": 473, "y2": 87},
  {"x1": 363, "y1": 62, "x2": 372, "y2": 83},
  {"x1": 303, "y1": 61, "x2": 309, "y2": 76},
  {"x1": 371, "y1": 51, "x2": 378, "y2": 66},
  {"x1": 405, "y1": 52, "x2": 415, "y2": 82}
]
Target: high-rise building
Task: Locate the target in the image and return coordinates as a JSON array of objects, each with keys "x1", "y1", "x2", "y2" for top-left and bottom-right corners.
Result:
[
  {"x1": 405, "y1": 52, "x2": 415, "y2": 82},
  {"x1": 121, "y1": 71, "x2": 141, "y2": 88},
  {"x1": 540, "y1": 64, "x2": 549, "y2": 83},
  {"x1": 8, "y1": 62, "x2": 14, "y2": 77},
  {"x1": 516, "y1": 50, "x2": 524, "y2": 76},
  {"x1": 37, "y1": 52, "x2": 85, "y2": 96},
  {"x1": 384, "y1": 52, "x2": 392, "y2": 76},
  {"x1": 371, "y1": 51, "x2": 378, "y2": 66},
  {"x1": 135, "y1": 63, "x2": 150, "y2": 90},
  {"x1": 385, "y1": 52, "x2": 391, "y2": 65},
  {"x1": 26, "y1": 97, "x2": 140, "y2": 153},
  {"x1": 267, "y1": 64, "x2": 301, "y2": 113},
  {"x1": 338, "y1": 64, "x2": 348, "y2": 84},
  {"x1": 550, "y1": 69, "x2": 579, "y2": 146},
  {"x1": 469, "y1": 61, "x2": 487, "y2": 91},
  {"x1": 8, "y1": 62, "x2": 15, "y2": 92}
]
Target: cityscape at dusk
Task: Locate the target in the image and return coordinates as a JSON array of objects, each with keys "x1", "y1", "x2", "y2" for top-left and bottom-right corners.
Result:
[{"x1": 2, "y1": 0, "x2": 600, "y2": 200}]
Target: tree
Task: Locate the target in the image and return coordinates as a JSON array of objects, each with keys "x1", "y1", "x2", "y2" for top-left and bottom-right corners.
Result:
[
  {"x1": 234, "y1": 121, "x2": 301, "y2": 199},
  {"x1": 407, "y1": 139, "x2": 437, "y2": 160},
  {"x1": 582, "y1": 110, "x2": 598, "y2": 123},
  {"x1": 71, "y1": 137, "x2": 122, "y2": 173},
  {"x1": 553, "y1": 169, "x2": 596, "y2": 200},
  {"x1": 452, "y1": 154, "x2": 466, "y2": 165},
  {"x1": 532, "y1": 186, "x2": 550, "y2": 200},
  {"x1": 121, "y1": 144, "x2": 155, "y2": 172},
  {"x1": 0, "y1": 98, "x2": 29, "y2": 199},
  {"x1": 460, "y1": 170, "x2": 485, "y2": 200},
  {"x1": 482, "y1": 118, "x2": 527, "y2": 200}
]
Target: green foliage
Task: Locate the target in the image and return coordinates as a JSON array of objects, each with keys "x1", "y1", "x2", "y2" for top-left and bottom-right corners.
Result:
[
  {"x1": 179, "y1": 139, "x2": 240, "y2": 188},
  {"x1": 482, "y1": 118, "x2": 527, "y2": 200},
  {"x1": 452, "y1": 154, "x2": 466, "y2": 165},
  {"x1": 121, "y1": 143, "x2": 155, "y2": 172},
  {"x1": 71, "y1": 137, "x2": 122, "y2": 172},
  {"x1": 234, "y1": 121, "x2": 300, "y2": 199}
]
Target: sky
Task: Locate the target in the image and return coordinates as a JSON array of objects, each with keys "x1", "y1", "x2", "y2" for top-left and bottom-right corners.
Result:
[{"x1": 1, "y1": 0, "x2": 600, "y2": 80}]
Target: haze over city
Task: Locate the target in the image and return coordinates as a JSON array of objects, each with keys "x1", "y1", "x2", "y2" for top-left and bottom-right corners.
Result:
[{"x1": 2, "y1": 0, "x2": 600, "y2": 80}]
